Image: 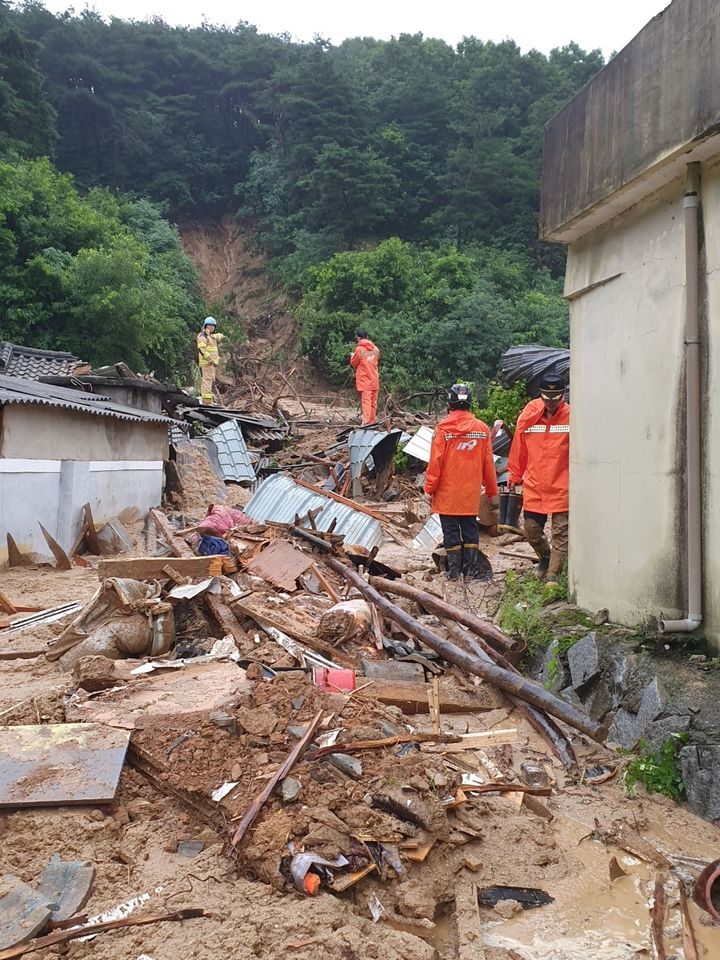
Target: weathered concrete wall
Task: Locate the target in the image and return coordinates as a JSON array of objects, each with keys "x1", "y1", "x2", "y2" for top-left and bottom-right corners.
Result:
[
  {"x1": 0, "y1": 405, "x2": 168, "y2": 461},
  {"x1": 90, "y1": 383, "x2": 164, "y2": 414},
  {"x1": 567, "y1": 161, "x2": 720, "y2": 650},
  {"x1": 0, "y1": 459, "x2": 164, "y2": 561},
  {"x1": 541, "y1": 0, "x2": 720, "y2": 241}
]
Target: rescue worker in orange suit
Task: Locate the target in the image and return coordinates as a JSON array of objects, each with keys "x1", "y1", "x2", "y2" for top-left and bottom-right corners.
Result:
[
  {"x1": 350, "y1": 330, "x2": 380, "y2": 425},
  {"x1": 424, "y1": 384, "x2": 498, "y2": 581},
  {"x1": 508, "y1": 375, "x2": 570, "y2": 588}
]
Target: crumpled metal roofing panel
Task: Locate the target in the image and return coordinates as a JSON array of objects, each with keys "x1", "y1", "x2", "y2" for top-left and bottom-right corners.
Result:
[
  {"x1": 411, "y1": 514, "x2": 443, "y2": 551},
  {"x1": 244, "y1": 474, "x2": 383, "y2": 551},
  {"x1": 500, "y1": 345, "x2": 570, "y2": 398},
  {"x1": 0, "y1": 374, "x2": 174, "y2": 425},
  {"x1": 347, "y1": 428, "x2": 403, "y2": 481},
  {"x1": 402, "y1": 426, "x2": 435, "y2": 463},
  {"x1": 207, "y1": 420, "x2": 256, "y2": 483}
]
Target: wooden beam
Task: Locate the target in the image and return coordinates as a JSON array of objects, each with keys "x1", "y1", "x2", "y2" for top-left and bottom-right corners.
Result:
[
  {"x1": 83, "y1": 503, "x2": 102, "y2": 555},
  {"x1": 205, "y1": 594, "x2": 249, "y2": 646},
  {"x1": 148, "y1": 508, "x2": 194, "y2": 558},
  {"x1": 97, "y1": 556, "x2": 223, "y2": 580},
  {"x1": 356, "y1": 678, "x2": 502, "y2": 714}
]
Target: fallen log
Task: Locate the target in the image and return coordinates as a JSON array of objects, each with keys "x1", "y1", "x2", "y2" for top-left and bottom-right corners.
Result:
[
  {"x1": 368, "y1": 577, "x2": 515, "y2": 654},
  {"x1": 439, "y1": 617, "x2": 577, "y2": 769},
  {"x1": 231, "y1": 710, "x2": 323, "y2": 846},
  {"x1": 325, "y1": 557, "x2": 606, "y2": 742}
]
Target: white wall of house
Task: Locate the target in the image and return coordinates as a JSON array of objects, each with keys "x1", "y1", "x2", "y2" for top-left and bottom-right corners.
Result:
[
  {"x1": 0, "y1": 405, "x2": 167, "y2": 563},
  {"x1": 566, "y1": 161, "x2": 720, "y2": 648}
]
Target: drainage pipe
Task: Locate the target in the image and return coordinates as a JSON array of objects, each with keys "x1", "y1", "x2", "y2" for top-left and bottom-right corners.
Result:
[{"x1": 659, "y1": 162, "x2": 702, "y2": 633}]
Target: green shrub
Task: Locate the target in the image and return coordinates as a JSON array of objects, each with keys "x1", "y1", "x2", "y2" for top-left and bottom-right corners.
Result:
[{"x1": 622, "y1": 734, "x2": 689, "y2": 801}]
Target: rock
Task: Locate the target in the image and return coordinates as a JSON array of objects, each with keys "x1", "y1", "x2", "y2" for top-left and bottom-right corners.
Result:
[
  {"x1": 636, "y1": 678, "x2": 666, "y2": 727},
  {"x1": 567, "y1": 632, "x2": 601, "y2": 690},
  {"x1": 73, "y1": 655, "x2": 118, "y2": 692},
  {"x1": 281, "y1": 777, "x2": 302, "y2": 803},
  {"x1": 236, "y1": 705, "x2": 278, "y2": 737},
  {"x1": 494, "y1": 899, "x2": 523, "y2": 919},
  {"x1": 536, "y1": 639, "x2": 566, "y2": 694},
  {"x1": 329, "y1": 754, "x2": 363, "y2": 779},
  {"x1": 372, "y1": 786, "x2": 446, "y2": 834},
  {"x1": 177, "y1": 840, "x2": 205, "y2": 858},
  {"x1": 607, "y1": 708, "x2": 641, "y2": 749},
  {"x1": 230, "y1": 763, "x2": 242, "y2": 782},
  {"x1": 559, "y1": 686, "x2": 584, "y2": 709},
  {"x1": 593, "y1": 608, "x2": 610, "y2": 626},
  {"x1": 643, "y1": 716, "x2": 691, "y2": 752},
  {"x1": 680, "y1": 744, "x2": 720, "y2": 823}
]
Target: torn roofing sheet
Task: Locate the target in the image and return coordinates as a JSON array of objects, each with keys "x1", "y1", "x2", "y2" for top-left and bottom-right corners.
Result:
[
  {"x1": 401, "y1": 425, "x2": 434, "y2": 463},
  {"x1": 207, "y1": 419, "x2": 256, "y2": 483},
  {"x1": 347, "y1": 428, "x2": 403, "y2": 482},
  {"x1": 244, "y1": 474, "x2": 383, "y2": 551}
]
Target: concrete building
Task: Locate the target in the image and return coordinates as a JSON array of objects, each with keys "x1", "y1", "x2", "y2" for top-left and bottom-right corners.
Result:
[
  {"x1": 0, "y1": 375, "x2": 171, "y2": 563},
  {"x1": 540, "y1": 0, "x2": 720, "y2": 647}
]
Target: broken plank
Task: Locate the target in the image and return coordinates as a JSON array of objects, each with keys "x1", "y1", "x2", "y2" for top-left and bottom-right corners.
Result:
[
  {"x1": 651, "y1": 874, "x2": 667, "y2": 960},
  {"x1": 148, "y1": 508, "x2": 194, "y2": 558},
  {"x1": 6, "y1": 535, "x2": 32, "y2": 568},
  {"x1": 97, "y1": 556, "x2": 222, "y2": 580},
  {"x1": 357, "y1": 678, "x2": 503, "y2": 714},
  {"x1": 82, "y1": 503, "x2": 102, "y2": 555},
  {"x1": 679, "y1": 883, "x2": 700, "y2": 960},
  {"x1": 0, "y1": 591, "x2": 17, "y2": 615},
  {"x1": 38, "y1": 525, "x2": 71, "y2": 570},
  {"x1": 455, "y1": 870, "x2": 485, "y2": 960},
  {"x1": 422, "y1": 729, "x2": 519, "y2": 752},
  {"x1": 205, "y1": 594, "x2": 249, "y2": 646},
  {"x1": 0, "y1": 909, "x2": 207, "y2": 959},
  {"x1": 231, "y1": 710, "x2": 323, "y2": 846},
  {"x1": 310, "y1": 562, "x2": 341, "y2": 603}
]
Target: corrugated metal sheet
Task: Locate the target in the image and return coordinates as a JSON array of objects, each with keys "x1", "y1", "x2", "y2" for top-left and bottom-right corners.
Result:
[
  {"x1": 244, "y1": 474, "x2": 382, "y2": 551},
  {"x1": 0, "y1": 375, "x2": 174, "y2": 425},
  {"x1": 500, "y1": 345, "x2": 570, "y2": 399},
  {"x1": 402, "y1": 426, "x2": 434, "y2": 463},
  {"x1": 207, "y1": 420, "x2": 255, "y2": 483},
  {"x1": 411, "y1": 514, "x2": 443, "y2": 551},
  {"x1": 347, "y1": 428, "x2": 402, "y2": 481},
  {"x1": 0, "y1": 341, "x2": 85, "y2": 380}
]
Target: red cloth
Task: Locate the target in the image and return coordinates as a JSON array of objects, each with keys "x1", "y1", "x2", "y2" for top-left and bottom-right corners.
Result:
[
  {"x1": 350, "y1": 338, "x2": 380, "y2": 391},
  {"x1": 424, "y1": 410, "x2": 498, "y2": 515},
  {"x1": 508, "y1": 398, "x2": 570, "y2": 513},
  {"x1": 198, "y1": 505, "x2": 251, "y2": 537}
]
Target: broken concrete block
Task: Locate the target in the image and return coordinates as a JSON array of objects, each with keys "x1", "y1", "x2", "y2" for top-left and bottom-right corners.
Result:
[
  {"x1": 680, "y1": 744, "x2": 720, "y2": 824},
  {"x1": 73, "y1": 655, "x2": 119, "y2": 693},
  {"x1": 567, "y1": 632, "x2": 601, "y2": 690},
  {"x1": 36, "y1": 855, "x2": 95, "y2": 922}
]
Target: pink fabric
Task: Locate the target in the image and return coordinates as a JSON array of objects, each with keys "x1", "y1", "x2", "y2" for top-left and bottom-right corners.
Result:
[{"x1": 198, "y1": 505, "x2": 251, "y2": 537}]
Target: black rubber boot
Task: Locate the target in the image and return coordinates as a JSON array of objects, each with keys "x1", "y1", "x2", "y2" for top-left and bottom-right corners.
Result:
[
  {"x1": 534, "y1": 555, "x2": 550, "y2": 579},
  {"x1": 445, "y1": 548, "x2": 462, "y2": 580},
  {"x1": 463, "y1": 544, "x2": 493, "y2": 581}
]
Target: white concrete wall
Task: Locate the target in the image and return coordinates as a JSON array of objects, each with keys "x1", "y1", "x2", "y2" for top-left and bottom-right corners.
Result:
[
  {"x1": 0, "y1": 405, "x2": 168, "y2": 461},
  {"x1": 566, "y1": 164, "x2": 720, "y2": 649},
  {"x1": 0, "y1": 459, "x2": 163, "y2": 562}
]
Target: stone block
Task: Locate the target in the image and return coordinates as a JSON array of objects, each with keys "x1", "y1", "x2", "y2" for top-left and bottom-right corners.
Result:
[
  {"x1": 643, "y1": 716, "x2": 691, "y2": 752},
  {"x1": 567, "y1": 632, "x2": 601, "y2": 691},
  {"x1": 680, "y1": 744, "x2": 720, "y2": 824},
  {"x1": 607, "y1": 708, "x2": 641, "y2": 749},
  {"x1": 538, "y1": 640, "x2": 567, "y2": 693},
  {"x1": 636, "y1": 678, "x2": 666, "y2": 727}
]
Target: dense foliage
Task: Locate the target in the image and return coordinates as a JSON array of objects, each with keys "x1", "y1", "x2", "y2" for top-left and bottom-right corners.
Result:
[{"x1": 1, "y1": 2, "x2": 602, "y2": 386}]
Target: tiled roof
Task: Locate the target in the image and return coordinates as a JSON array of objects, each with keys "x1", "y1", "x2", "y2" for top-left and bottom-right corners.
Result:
[
  {"x1": 0, "y1": 341, "x2": 86, "y2": 380},
  {"x1": 0, "y1": 374, "x2": 174, "y2": 425}
]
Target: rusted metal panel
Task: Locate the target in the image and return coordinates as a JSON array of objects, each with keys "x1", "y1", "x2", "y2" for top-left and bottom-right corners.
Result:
[
  {"x1": 0, "y1": 723, "x2": 130, "y2": 808},
  {"x1": 245, "y1": 538, "x2": 313, "y2": 591}
]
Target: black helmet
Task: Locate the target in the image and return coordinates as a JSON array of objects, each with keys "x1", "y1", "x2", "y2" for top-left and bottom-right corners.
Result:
[{"x1": 447, "y1": 383, "x2": 473, "y2": 409}]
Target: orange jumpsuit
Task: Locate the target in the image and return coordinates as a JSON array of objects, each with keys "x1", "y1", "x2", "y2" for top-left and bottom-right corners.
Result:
[
  {"x1": 350, "y1": 338, "x2": 380, "y2": 424},
  {"x1": 508, "y1": 398, "x2": 570, "y2": 513}
]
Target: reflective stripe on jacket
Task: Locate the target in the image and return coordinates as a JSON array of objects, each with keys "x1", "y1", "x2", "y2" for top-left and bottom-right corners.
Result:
[
  {"x1": 197, "y1": 331, "x2": 224, "y2": 366},
  {"x1": 350, "y1": 338, "x2": 380, "y2": 391},
  {"x1": 424, "y1": 410, "x2": 498, "y2": 515},
  {"x1": 508, "y1": 398, "x2": 570, "y2": 513}
]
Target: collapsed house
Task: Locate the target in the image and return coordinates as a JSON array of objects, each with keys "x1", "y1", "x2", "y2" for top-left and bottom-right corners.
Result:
[{"x1": 0, "y1": 375, "x2": 172, "y2": 561}]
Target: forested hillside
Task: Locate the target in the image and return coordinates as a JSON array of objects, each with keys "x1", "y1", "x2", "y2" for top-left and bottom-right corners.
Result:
[{"x1": 0, "y1": 1, "x2": 603, "y2": 390}]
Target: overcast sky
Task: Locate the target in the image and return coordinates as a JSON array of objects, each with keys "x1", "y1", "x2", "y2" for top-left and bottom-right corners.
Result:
[{"x1": 39, "y1": 0, "x2": 670, "y2": 57}]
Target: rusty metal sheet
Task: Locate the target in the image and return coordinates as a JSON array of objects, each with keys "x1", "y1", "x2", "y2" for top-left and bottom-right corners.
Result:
[
  {"x1": 0, "y1": 723, "x2": 130, "y2": 808},
  {"x1": 245, "y1": 539, "x2": 313, "y2": 591}
]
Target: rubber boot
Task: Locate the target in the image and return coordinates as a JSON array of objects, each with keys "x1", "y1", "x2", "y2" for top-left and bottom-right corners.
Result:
[
  {"x1": 499, "y1": 493, "x2": 523, "y2": 534},
  {"x1": 463, "y1": 544, "x2": 493, "y2": 581},
  {"x1": 535, "y1": 555, "x2": 550, "y2": 579},
  {"x1": 445, "y1": 547, "x2": 462, "y2": 580}
]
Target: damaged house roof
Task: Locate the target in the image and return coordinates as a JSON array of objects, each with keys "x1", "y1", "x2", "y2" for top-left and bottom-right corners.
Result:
[
  {"x1": 0, "y1": 341, "x2": 88, "y2": 380},
  {"x1": 0, "y1": 375, "x2": 175, "y2": 425}
]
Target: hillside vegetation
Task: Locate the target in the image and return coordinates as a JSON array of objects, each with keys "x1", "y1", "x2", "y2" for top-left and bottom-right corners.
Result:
[{"x1": 1, "y1": 1, "x2": 603, "y2": 388}]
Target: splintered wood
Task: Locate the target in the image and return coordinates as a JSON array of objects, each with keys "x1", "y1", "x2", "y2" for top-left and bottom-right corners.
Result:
[{"x1": 245, "y1": 538, "x2": 314, "y2": 591}]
